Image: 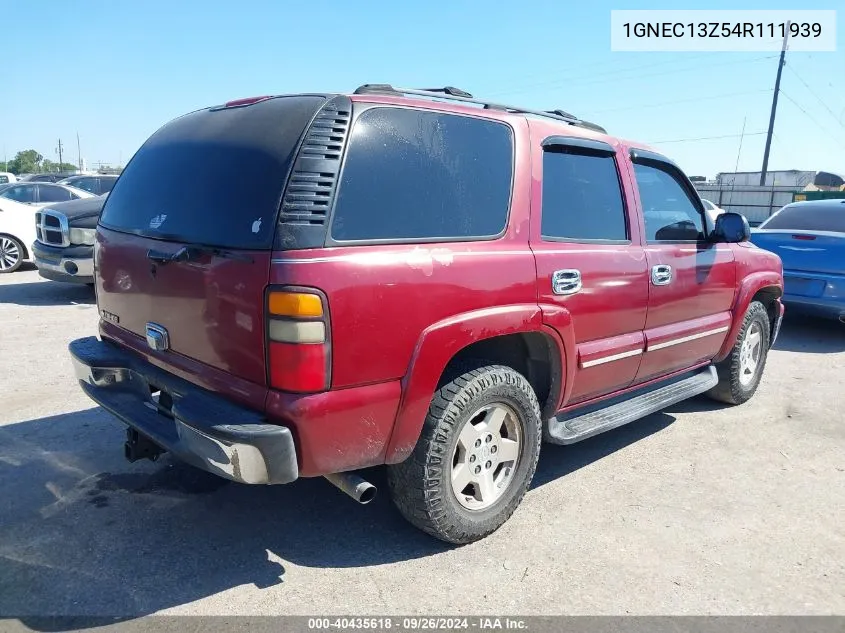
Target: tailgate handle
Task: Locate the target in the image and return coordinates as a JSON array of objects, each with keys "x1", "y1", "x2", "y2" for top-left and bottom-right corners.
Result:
[
  {"x1": 146, "y1": 248, "x2": 183, "y2": 264},
  {"x1": 147, "y1": 246, "x2": 253, "y2": 265}
]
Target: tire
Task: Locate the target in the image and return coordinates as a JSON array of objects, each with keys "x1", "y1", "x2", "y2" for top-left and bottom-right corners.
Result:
[
  {"x1": 387, "y1": 364, "x2": 542, "y2": 544},
  {"x1": 707, "y1": 301, "x2": 771, "y2": 405},
  {"x1": 0, "y1": 235, "x2": 24, "y2": 273}
]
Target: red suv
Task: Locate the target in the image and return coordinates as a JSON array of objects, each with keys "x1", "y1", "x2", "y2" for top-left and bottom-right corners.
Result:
[{"x1": 70, "y1": 85, "x2": 784, "y2": 544}]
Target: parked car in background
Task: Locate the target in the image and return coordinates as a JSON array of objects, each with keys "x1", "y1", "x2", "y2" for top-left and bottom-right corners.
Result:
[
  {"x1": 0, "y1": 172, "x2": 17, "y2": 184},
  {"x1": 701, "y1": 198, "x2": 725, "y2": 227},
  {"x1": 0, "y1": 183, "x2": 95, "y2": 273},
  {"x1": 33, "y1": 195, "x2": 106, "y2": 284},
  {"x1": 69, "y1": 85, "x2": 784, "y2": 544},
  {"x1": 751, "y1": 199, "x2": 845, "y2": 322},
  {"x1": 21, "y1": 173, "x2": 72, "y2": 183},
  {"x1": 0, "y1": 181, "x2": 94, "y2": 205},
  {"x1": 58, "y1": 174, "x2": 119, "y2": 195}
]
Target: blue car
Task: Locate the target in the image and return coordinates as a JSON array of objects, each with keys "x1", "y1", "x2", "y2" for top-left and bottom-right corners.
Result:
[{"x1": 751, "y1": 199, "x2": 845, "y2": 322}]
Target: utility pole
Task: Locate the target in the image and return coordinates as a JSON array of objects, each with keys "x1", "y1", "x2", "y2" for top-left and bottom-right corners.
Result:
[
  {"x1": 56, "y1": 138, "x2": 64, "y2": 171},
  {"x1": 77, "y1": 132, "x2": 82, "y2": 172},
  {"x1": 760, "y1": 22, "x2": 790, "y2": 186}
]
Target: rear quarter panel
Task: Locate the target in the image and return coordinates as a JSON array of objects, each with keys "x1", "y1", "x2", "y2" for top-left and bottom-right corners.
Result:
[
  {"x1": 267, "y1": 112, "x2": 547, "y2": 468},
  {"x1": 714, "y1": 242, "x2": 783, "y2": 362}
]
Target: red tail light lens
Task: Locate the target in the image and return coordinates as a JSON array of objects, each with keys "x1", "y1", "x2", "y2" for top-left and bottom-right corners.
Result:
[
  {"x1": 268, "y1": 342, "x2": 327, "y2": 393},
  {"x1": 266, "y1": 288, "x2": 329, "y2": 393}
]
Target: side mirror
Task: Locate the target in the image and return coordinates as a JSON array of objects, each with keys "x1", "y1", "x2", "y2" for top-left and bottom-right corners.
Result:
[{"x1": 712, "y1": 212, "x2": 750, "y2": 243}]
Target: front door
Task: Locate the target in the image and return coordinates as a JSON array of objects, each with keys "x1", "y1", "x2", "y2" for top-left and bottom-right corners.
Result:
[
  {"x1": 531, "y1": 133, "x2": 649, "y2": 405},
  {"x1": 628, "y1": 151, "x2": 736, "y2": 383}
]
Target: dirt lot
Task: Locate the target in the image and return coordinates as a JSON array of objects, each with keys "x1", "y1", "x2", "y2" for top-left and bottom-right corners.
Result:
[{"x1": 0, "y1": 266, "x2": 843, "y2": 617}]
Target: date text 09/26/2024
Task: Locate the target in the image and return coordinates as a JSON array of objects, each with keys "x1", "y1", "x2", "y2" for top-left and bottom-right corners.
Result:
[{"x1": 308, "y1": 617, "x2": 527, "y2": 630}]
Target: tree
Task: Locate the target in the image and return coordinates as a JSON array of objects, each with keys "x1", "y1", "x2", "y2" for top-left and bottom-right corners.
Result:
[
  {"x1": 7, "y1": 149, "x2": 43, "y2": 175},
  {"x1": 41, "y1": 159, "x2": 79, "y2": 173}
]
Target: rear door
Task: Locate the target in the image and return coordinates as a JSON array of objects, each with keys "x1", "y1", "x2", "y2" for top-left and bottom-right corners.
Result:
[
  {"x1": 37, "y1": 184, "x2": 74, "y2": 204},
  {"x1": 531, "y1": 134, "x2": 649, "y2": 404},
  {"x1": 94, "y1": 95, "x2": 327, "y2": 393},
  {"x1": 628, "y1": 149, "x2": 736, "y2": 383}
]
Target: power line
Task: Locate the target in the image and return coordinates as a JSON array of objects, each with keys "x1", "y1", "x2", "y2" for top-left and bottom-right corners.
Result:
[
  {"x1": 590, "y1": 89, "x2": 771, "y2": 115},
  {"x1": 779, "y1": 90, "x2": 845, "y2": 150},
  {"x1": 485, "y1": 53, "x2": 715, "y2": 97},
  {"x1": 490, "y1": 55, "x2": 777, "y2": 98},
  {"x1": 648, "y1": 131, "x2": 767, "y2": 144},
  {"x1": 784, "y1": 62, "x2": 845, "y2": 131}
]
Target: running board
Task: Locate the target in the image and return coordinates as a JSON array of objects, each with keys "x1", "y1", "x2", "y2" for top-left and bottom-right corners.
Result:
[{"x1": 547, "y1": 366, "x2": 718, "y2": 445}]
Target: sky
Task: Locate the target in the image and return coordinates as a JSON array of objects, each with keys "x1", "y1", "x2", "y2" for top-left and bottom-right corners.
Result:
[{"x1": 2, "y1": 0, "x2": 843, "y2": 179}]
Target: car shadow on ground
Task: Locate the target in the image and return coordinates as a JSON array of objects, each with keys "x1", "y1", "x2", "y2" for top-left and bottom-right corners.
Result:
[
  {"x1": 0, "y1": 280, "x2": 95, "y2": 307},
  {"x1": 772, "y1": 313, "x2": 845, "y2": 354},
  {"x1": 6, "y1": 312, "x2": 839, "y2": 622},
  {"x1": 0, "y1": 404, "x2": 677, "y2": 622}
]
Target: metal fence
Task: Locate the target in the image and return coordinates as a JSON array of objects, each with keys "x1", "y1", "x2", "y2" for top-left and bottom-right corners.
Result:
[{"x1": 693, "y1": 184, "x2": 797, "y2": 225}]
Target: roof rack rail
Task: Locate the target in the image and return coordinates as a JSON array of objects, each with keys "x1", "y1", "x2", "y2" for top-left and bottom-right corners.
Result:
[
  {"x1": 417, "y1": 86, "x2": 474, "y2": 98},
  {"x1": 352, "y1": 84, "x2": 606, "y2": 134}
]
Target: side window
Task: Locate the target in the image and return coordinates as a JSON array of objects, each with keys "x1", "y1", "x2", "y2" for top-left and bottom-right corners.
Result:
[
  {"x1": 38, "y1": 184, "x2": 73, "y2": 202},
  {"x1": 72, "y1": 177, "x2": 98, "y2": 193},
  {"x1": 541, "y1": 149, "x2": 628, "y2": 241},
  {"x1": 99, "y1": 178, "x2": 117, "y2": 193},
  {"x1": 331, "y1": 107, "x2": 513, "y2": 242},
  {"x1": 2, "y1": 185, "x2": 36, "y2": 203},
  {"x1": 633, "y1": 163, "x2": 705, "y2": 242},
  {"x1": 0, "y1": 176, "x2": 8, "y2": 184}
]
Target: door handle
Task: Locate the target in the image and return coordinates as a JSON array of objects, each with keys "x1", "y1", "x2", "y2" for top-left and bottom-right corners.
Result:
[
  {"x1": 651, "y1": 264, "x2": 673, "y2": 286},
  {"x1": 552, "y1": 269, "x2": 582, "y2": 295}
]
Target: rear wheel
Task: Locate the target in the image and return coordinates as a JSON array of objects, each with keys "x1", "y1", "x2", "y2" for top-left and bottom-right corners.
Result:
[
  {"x1": 0, "y1": 236, "x2": 24, "y2": 273},
  {"x1": 707, "y1": 301, "x2": 771, "y2": 404},
  {"x1": 387, "y1": 364, "x2": 542, "y2": 544}
]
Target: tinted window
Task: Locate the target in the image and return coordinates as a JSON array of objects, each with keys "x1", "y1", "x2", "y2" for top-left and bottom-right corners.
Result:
[
  {"x1": 331, "y1": 108, "x2": 512, "y2": 242},
  {"x1": 99, "y1": 177, "x2": 118, "y2": 193},
  {"x1": 69, "y1": 177, "x2": 99, "y2": 193},
  {"x1": 634, "y1": 163, "x2": 705, "y2": 241},
  {"x1": 1, "y1": 185, "x2": 36, "y2": 203},
  {"x1": 38, "y1": 184, "x2": 74, "y2": 202},
  {"x1": 541, "y1": 150, "x2": 627, "y2": 241},
  {"x1": 760, "y1": 203, "x2": 845, "y2": 233},
  {"x1": 0, "y1": 176, "x2": 8, "y2": 184},
  {"x1": 100, "y1": 95, "x2": 325, "y2": 249}
]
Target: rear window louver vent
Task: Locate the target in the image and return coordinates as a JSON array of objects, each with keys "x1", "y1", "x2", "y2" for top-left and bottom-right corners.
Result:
[{"x1": 280, "y1": 101, "x2": 351, "y2": 227}]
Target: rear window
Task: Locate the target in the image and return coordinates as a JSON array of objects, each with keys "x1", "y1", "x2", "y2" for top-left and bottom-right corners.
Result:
[
  {"x1": 99, "y1": 95, "x2": 326, "y2": 249},
  {"x1": 330, "y1": 107, "x2": 513, "y2": 242},
  {"x1": 760, "y1": 203, "x2": 845, "y2": 232}
]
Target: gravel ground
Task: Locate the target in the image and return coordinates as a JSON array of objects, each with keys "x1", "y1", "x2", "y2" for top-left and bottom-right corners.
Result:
[{"x1": 0, "y1": 267, "x2": 843, "y2": 618}]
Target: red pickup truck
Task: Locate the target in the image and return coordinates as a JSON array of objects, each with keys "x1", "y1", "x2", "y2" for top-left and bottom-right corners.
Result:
[{"x1": 69, "y1": 85, "x2": 784, "y2": 544}]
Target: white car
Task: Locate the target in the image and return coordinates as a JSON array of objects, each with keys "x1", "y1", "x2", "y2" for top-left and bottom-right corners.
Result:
[
  {"x1": 0, "y1": 182, "x2": 95, "y2": 273},
  {"x1": 700, "y1": 198, "x2": 725, "y2": 229},
  {"x1": 0, "y1": 172, "x2": 17, "y2": 185}
]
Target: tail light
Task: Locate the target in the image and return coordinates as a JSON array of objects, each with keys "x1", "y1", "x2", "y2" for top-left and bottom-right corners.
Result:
[{"x1": 266, "y1": 287, "x2": 330, "y2": 393}]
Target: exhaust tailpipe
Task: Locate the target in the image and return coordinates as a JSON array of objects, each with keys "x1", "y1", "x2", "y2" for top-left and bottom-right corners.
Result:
[{"x1": 324, "y1": 472, "x2": 377, "y2": 504}]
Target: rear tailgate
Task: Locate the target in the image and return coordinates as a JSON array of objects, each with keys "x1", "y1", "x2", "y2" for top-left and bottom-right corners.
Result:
[{"x1": 95, "y1": 95, "x2": 327, "y2": 391}]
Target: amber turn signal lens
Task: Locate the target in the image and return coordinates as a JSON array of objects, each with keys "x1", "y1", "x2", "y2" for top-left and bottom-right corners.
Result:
[{"x1": 267, "y1": 292, "x2": 323, "y2": 318}]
